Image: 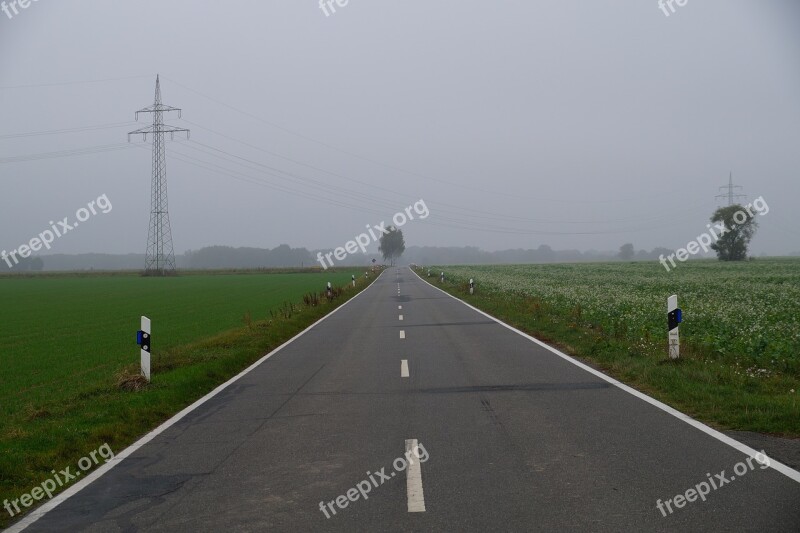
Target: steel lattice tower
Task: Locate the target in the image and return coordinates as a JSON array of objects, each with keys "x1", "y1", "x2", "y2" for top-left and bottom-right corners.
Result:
[
  {"x1": 716, "y1": 172, "x2": 746, "y2": 207},
  {"x1": 129, "y1": 75, "x2": 189, "y2": 275}
]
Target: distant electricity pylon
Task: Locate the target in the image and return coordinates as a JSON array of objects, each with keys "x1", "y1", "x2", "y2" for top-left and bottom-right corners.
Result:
[
  {"x1": 128, "y1": 75, "x2": 189, "y2": 276},
  {"x1": 716, "y1": 172, "x2": 746, "y2": 207}
]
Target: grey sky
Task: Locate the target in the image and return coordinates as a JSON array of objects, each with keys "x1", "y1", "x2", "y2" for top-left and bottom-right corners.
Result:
[{"x1": 1, "y1": 1, "x2": 799, "y2": 257}]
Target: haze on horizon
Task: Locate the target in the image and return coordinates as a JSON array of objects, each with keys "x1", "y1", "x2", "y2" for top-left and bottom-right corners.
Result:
[{"x1": 1, "y1": 1, "x2": 799, "y2": 260}]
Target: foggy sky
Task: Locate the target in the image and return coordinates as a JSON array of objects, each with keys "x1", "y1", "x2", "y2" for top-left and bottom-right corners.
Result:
[{"x1": 1, "y1": 1, "x2": 799, "y2": 258}]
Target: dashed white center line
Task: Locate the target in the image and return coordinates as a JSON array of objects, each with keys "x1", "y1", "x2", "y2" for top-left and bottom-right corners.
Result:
[
  {"x1": 398, "y1": 305, "x2": 402, "y2": 310},
  {"x1": 405, "y1": 439, "x2": 426, "y2": 513},
  {"x1": 399, "y1": 314, "x2": 404, "y2": 321},
  {"x1": 401, "y1": 359, "x2": 409, "y2": 377},
  {"x1": 400, "y1": 330, "x2": 405, "y2": 339}
]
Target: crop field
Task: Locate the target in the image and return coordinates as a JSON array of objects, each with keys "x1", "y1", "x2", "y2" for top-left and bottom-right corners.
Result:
[
  {"x1": 1, "y1": 270, "x2": 360, "y2": 416},
  {"x1": 0, "y1": 269, "x2": 367, "y2": 519},
  {"x1": 434, "y1": 259, "x2": 800, "y2": 372},
  {"x1": 422, "y1": 259, "x2": 800, "y2": 435}
]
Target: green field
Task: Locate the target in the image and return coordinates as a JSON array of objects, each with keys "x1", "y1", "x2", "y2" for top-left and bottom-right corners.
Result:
[
  {"x1": 0, "y1": 269, "x2": 370, "y2": 527},
  {"x1": 2, "y1": 271, "x2": 361, "y2": 418},
  {"x1": 419, "y1": 259, "x2": 800, "y2": 435}
]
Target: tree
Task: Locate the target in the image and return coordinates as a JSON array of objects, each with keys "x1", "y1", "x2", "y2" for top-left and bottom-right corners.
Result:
[
  {"x1": 709, "y1": 205, "x2": 758, "y2": 261},
  {"x1": 536, "y1": 244, "x2": 555, "y2": 262},
  {"x1": 618, "y1": 243, "x2": 635, "y2": 261},
  {"x1": 379, "y1": 226, "x2": 406, "y2": 265}
]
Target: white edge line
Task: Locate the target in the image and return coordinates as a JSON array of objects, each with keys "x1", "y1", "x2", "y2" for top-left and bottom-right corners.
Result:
[
  {"x1": 5, "y1": 271, "x2": 386, "y2": 533},
  {"x1": 410, "y1": 267, "x2": 800, "y2": 484}
]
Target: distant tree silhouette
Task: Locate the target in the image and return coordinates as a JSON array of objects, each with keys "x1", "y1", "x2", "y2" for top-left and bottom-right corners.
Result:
[
  {"x1": 379, "y1": 227, "x2": 406, "y2": 266},
  {"x1": 710, "y1": 205, "x2": 758, "y2": 261},
  {"x1": 618, "y1": 243, "x2": 635, "y2": 261}
]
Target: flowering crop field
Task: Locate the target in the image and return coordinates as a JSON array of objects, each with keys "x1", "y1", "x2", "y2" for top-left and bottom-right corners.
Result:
[{"x1": 432, "y1": 259, "x2": 800, "y2": 376}]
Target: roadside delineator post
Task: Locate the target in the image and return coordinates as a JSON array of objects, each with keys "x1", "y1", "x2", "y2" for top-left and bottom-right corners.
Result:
[
  {"x1": 327, "y1": 281, "x2": 332, "y2": 299},
  {"x1": 469, "y1": 278, "x2": 474, "y2": 295},
  {"x1": 440, "y1": 271, "x2": 445, "y2": 282},
  {"x1": 667, "y1": 295, "x2": 682, "y2": 359},
  {"x1": 136, "y1": 316, "x2": 152, "y2": 382},
  {"x1": 352, "y1": 274, "x2": 356, "y2": 287}
]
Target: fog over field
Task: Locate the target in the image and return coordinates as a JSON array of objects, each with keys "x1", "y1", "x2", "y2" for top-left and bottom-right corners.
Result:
[{"x1": 1, "y1": 1, "x2": 799, "y2": 261}]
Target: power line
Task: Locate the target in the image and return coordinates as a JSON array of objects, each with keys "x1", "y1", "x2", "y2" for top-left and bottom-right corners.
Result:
[
  {"x1": 0, "y1": 121, "x2": 137, "y2": 140},
  {"x1": 180, "y1": 118, "x2": 712, "y2": 227},
  {"x1": 162, "y1": 76, "x2": 682, "y2": 206},
  {"x1": 0, "y1": 143, "x2": 135, "y2": 164},
  {"x1": 0, "y1": 74, "x2": 152, "y2": 90},
  {"x1": 158, "y1": 139, "x2": 693, "y2": 237},
  {"x1": 0, "y1": 122, "x2": 708, "y2": 236}
]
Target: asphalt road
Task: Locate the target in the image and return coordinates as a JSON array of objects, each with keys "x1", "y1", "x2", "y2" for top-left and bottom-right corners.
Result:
[{"x1": 11, "y1": 267, "x2": 800, "y2": 532}]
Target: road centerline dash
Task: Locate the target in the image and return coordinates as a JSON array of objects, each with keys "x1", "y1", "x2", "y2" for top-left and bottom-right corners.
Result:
[{"x1": 406, "y1": 439, "x2": 426, "y2": 512}]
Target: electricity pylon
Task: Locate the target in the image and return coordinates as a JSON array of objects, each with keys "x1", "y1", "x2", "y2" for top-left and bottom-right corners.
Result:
[
  {"x1": 716, "y1": 172, "x2": 746, "y2": 207},
  {"x1": 128, "y1": 75, "x2": 189, "y2": 275}
]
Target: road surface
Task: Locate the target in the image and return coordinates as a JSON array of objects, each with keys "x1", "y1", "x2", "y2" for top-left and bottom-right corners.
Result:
[{"x1": 11, "y1": 267, "x2": 800, "y2": 532}]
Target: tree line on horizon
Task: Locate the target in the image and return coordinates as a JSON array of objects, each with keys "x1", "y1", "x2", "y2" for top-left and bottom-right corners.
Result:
[{"x1": 4, "y1": 240, "x2": 797, "y2": 273}]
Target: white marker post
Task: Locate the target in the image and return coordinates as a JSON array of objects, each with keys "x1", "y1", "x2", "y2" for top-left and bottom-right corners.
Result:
[
  {"x1": 352, "y1": 274, "x2": 356, "y2": 287},
  {"x1": 440, "y1": 271, "x2": 444, "y2": 282},
  {"x1": 667, "y1": 295, "x2": 681, "y2": 359},
  {"x1": 469, "y1": 278, "x2": 474, "y2": 295},
  {"x1": 139, "y1": 316, "x2": 151, "y2": 381}
]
